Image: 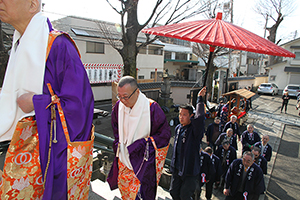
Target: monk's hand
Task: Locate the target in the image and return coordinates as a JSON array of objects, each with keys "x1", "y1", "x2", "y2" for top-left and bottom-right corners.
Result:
[
  {"x1": 198, "y1": 86, "x2": 206, "y2": 97},
  {"x1": 17, "y1": 92, "x2": 35, "y2": 113},
  {"x1": 223, "y1": 189, "x2": 230, "y2": 196}
]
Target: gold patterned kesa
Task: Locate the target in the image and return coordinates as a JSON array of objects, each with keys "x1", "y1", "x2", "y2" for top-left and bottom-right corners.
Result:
[
  {"x1": 149, "y1": 137, "x2": 169, "y2": 186},
  {"x1": 67, "y1": 129, "x2": 94, "y2": 199},
  {"x1": 117, "y1": 160, "x2": 141, "y2": 200},
  {"x1": 47, "y1": 83, "x2": 94, "y2": 200},
  {"x1": 0, "y1": 117, "x2": 44, "y2": 200}
]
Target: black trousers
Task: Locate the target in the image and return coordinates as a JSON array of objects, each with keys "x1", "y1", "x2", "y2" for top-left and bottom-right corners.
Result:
[
  {"x1": 193, "y1": 180, "x2": 214, "y2": 200},
  {"x1": 170, "y1": 171, "x2": 198, "y2": 200},
  {"x1": 205, "y1": 180, "x2": 214, "y2": 199},
  {"x1": 281, "y1": 102, "x2": 288, "y2": 112}
]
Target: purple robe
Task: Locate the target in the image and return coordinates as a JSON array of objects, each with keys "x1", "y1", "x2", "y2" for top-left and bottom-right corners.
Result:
[
  {"x1": 107, "y1": 100, "x2": 171, "y2": 200},
  {"x1": 32, "y1": 19, "x2": 94, "y2": 200}
]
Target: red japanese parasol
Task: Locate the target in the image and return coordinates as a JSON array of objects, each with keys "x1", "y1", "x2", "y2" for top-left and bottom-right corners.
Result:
[
  {"x1": 142, "y1": 12, "x2": 295, "y2": 87},
  {"x1": 142, "y1": 12, "x2": 295, "y2": 58}
]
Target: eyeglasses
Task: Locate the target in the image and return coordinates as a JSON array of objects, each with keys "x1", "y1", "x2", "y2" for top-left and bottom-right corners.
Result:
[{"x1": 116, "y1": 88, "x2": 137, "y2": 100}]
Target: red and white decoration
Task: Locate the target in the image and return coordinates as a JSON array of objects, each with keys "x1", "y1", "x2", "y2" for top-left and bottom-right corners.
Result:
[{"x1": 84, "y1": 63, "x2": 123, "y2": 84}]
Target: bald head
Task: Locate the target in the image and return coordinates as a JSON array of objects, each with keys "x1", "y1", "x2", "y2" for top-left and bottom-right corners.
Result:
[
  {"x1": 262, "y1": 135, "x2": 269, "y2": 145},
  {"x1": 226, "y1": 128, "x2": 233, "y2": 136}
]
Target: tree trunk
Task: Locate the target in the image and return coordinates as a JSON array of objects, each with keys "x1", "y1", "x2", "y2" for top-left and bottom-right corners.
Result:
[
  {"x1": 0, "y1": 21, "x2": 8, "y2": 86},
  {"x1": 203, "y1": 50, "x2": 216, "y2": 101},
  {"x1": 0, "y1": 21, "x2": 4, "y2": 52},
  {"x1": 267, "y1": 13, "x2": 283, "y2": 66},
  {"x1": 120, "y1": 44, "x2": 138, "y2": 78},
  {"x1": 120, "y1": 0, "x2": 140, "y2": 79}
]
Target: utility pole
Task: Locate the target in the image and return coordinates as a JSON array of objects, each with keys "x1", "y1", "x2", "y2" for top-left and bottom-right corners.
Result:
[{"x1": 225, "y1": 0, "x2": 233, "y2": 93}]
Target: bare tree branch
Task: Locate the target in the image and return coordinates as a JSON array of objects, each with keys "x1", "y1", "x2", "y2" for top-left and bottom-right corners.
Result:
[
  {"x1": 141, "y1": 0, "x2": 163, "y2": 29},
  {"x1": 105, "y1": 0, "x2": 122, "y2": 14}
]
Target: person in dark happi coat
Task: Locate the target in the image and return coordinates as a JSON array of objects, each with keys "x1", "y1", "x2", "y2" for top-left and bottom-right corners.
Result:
[
  {"x1": 169, "y1": 87, "x2": 206, "y2": 200},
  {"x1": 203, "y1": 147, "x2": 223, "y2": 200},
  {"x1": 216, "y1": 100, "x2": 224, "y2": 117},
  {"x1": 107, "y1": 76, "x2": 171, "y2": 200},
  {"x1": 224, "y1": 151, "x2": 265, "y2": 200},
  {"x1": 215, "y1": 128, "x2": 237, "y2": 151},
  {"x1": 223, "y1": 115, "x2": 241, "y2": 141},
  {"x1": 241, "y1": 124, "x2": 261, "y2": 153},
  {"x1": 0, "y1": 1, "x2": 94, "y2": 199},
  {"x1": 220, "y1": 106, "x2": 228, "y2": 132},
  {"x1": 205, "y1": 117, "x2": 221, "y2": 152},
  {"x1": 254, "y1": 135, "x2": 272, "y2": 162},
  {"x1": 194, "y1": 149, "x2": 213, "y2": 200},
  {"x1": 215, "y1": 140, "x2": 237, "y2": 188},
  {"x1": 252, "y1": 147, "x2": 267, "y2": 174}
]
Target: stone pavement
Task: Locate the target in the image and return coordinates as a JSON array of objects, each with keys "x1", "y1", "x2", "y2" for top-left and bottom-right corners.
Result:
[
  {"x1": 89, "y1": 95, "x2": 300, "y2": 199},
  {"x1": 179, "y1": 94, "x2": 300, "y2": 200},
  {"x1": 246, "y1": 95, "x2": 299, "y2": 200},
  {"x1": 265, "y1": 125, "x2": 300, "y2": 200}
]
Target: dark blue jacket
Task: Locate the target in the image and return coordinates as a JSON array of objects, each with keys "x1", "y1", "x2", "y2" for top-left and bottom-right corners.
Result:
[
  {"x1": 254, "y1": 141, "x2": 272, "y2": 162},
  {"x1": 223, "y1": 121, "x2": 241, "y2": 138},
  {"x1": 215, "y1": 132, "x2": 238, "y2": 151},
  {"x1": 225, "y1": 159, "x2": 265, "y2": 196},
  {"x1": 211, "y1": 154, "x2": 223, "y2": 182},
  {"x1": 170, "y1": 96, "x2": 205, "y2": 177},
  {"x1": 199, "y1": 151, "x2": 212, "y2": 186},
  {"x1": 242, "y1": 131, "x2": 261, "y2": 152},
  {"x1": 205, "y1": 122, "x2": 221, "y2": 144},
  {"x1": 215, "y1": 145, "x2": 237, "y2": 177},
  {"x1": 255, "y1": 155, "x2": 267, "y2": 174}
]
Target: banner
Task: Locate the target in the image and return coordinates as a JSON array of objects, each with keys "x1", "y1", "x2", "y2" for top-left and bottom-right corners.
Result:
[{"x1": 84, "y1": 63, "x2": 123, "y2": 84}]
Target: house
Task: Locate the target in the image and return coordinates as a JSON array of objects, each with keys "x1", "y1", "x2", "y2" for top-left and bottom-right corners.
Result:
[
  {"x1": 266, "y1": 37, "x2": 300, "y2": 90},
  {"x1": 51, "y1": 16, "x2": 165, "y2": 101}
]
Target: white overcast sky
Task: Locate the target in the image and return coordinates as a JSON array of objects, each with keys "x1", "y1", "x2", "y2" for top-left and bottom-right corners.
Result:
[{"x1": 41, "y1": 0, "x2": 300, "y2": 44}]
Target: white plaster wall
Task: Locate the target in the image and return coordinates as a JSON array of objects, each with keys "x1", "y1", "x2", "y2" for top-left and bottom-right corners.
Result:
[
  {"x1": 170, "y1": 87, "x2": 193, "y2": 104},
  {"x1": 92, "y1": 86, "x2": 112, "y2": 101},
  {"x1": 137, "y1": 54, "x2": 164, "y2": 79},
  {"x1": 269, "y1": 65, "x2": 289, "y2": 89}
]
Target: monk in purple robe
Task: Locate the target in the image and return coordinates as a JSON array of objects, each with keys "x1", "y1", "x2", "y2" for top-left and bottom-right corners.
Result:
[
  {"x1": 107, "y1": 76, "x2": 171, "y2": 200},
  {"x1": 0, "y1": 0, "x2": 93, "y2": 199}
]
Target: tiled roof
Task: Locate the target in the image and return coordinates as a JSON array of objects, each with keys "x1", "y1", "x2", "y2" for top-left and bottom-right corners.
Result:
[
  {"x1": 138, "y1": 82, "x2": 162, "y2": 90},
  {"x1": 138, "y1": 81, "x2": 201, "y2": 90},
  {"x1": 222, "y1": 88, "x2": 255, "y2": 99},
  {"x1": 51, "y1": 16, "x2": 161, "y2": 44}
]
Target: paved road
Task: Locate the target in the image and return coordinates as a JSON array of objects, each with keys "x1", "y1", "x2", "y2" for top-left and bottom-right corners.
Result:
[
  {"x1": 265, "y1": 124, "x2": 300, "y2": 200},
  {"x1": 89, "y1": 94, "x2": 300, "y2": 199}
]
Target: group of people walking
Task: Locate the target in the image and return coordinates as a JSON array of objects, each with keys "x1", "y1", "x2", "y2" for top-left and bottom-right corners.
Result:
[
  {"x1": 0, "y1": 0, "x2": 282, "y2": 199},
  {"x1": 203, "y1": 115, "x2": 272, "y2": 200}
]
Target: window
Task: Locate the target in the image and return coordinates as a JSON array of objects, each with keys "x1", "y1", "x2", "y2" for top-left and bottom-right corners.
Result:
[
  {"x1": 175, "y1": 52, "x2": 187, "y2": 60},
  {"x1": 86, "y1": 41, "x2": 104, "y2": 54},
  {"x1": 164, "y1": 51, "x2": 172, "y2": 59},
  {"x1": 139, "y1": 46, "x2": 147, "y2": 54},
  {"x1": 270, "y1": 76, "x2": 276, "y2": 81},
  {"x1": 295, "y1": 52, "x2": 300, "y2": 60},
  {"x1": 138, "y1": 75, "x2": 144, "y2": 79},
  {"x1": 148, "y1": 46, "x2": 163, "y2": 55}
]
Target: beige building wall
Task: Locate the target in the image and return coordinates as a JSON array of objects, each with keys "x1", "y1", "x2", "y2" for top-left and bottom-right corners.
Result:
[
  {"x1": 170, "y1": 87, "x2": 193, "y2": 105},
  {"x1": 254, "y1": 76, "x2": 269, "y2": 87},
  {"x1": 74, "y1": 37, "x2": 164, "y2": 101},
  {"x1": 137, "y1": 54, "x2": 164, "y2": 79},
  {"x1": 268, "y1": 64, "x2": 289, "y2": 89},
  {"x1": 164, "y1": 62, "x2": 180, "y2": 77}
]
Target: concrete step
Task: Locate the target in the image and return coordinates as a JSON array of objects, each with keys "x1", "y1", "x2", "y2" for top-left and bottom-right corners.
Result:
[{"x1": 89, "y1": 179, "x2": 172, "y2": 200}]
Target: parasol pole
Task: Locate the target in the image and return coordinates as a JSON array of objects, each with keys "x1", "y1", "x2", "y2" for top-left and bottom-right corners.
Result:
[{"x1": 203, "y1": 45, "x2": 215, "y2": 104}]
